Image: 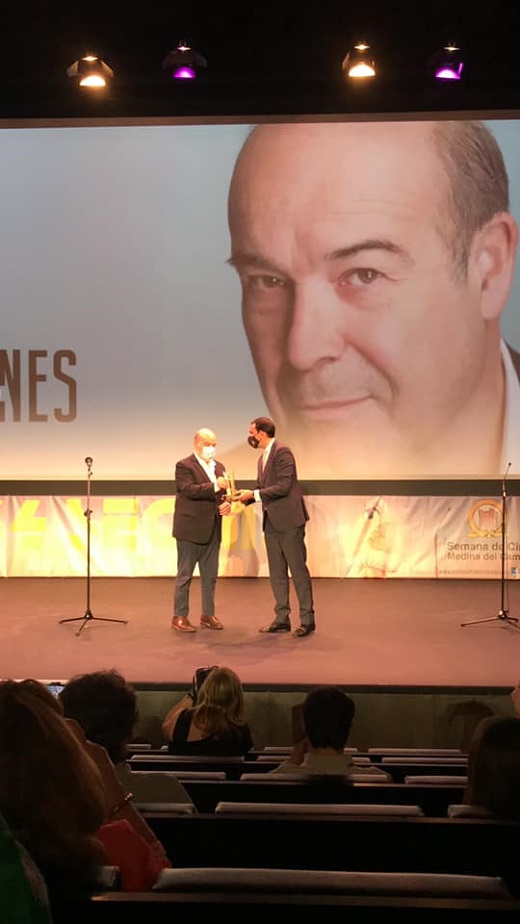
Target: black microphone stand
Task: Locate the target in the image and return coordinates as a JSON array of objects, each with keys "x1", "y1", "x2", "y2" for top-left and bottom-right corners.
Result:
[
  {"x1": 461, "y1": 462, "x2": 519, "y2": 629},
  {"x1": 59, "y1": 457, "x2": 128, "y2": 637}
]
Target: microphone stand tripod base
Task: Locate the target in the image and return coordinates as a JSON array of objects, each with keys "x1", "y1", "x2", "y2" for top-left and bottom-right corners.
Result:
[
  {"x1": 461, "y1": 609, "x2": 520, "y2": 629},
  {"x1": 59, "y1": 609, "x2": 129, "y2": 637}
]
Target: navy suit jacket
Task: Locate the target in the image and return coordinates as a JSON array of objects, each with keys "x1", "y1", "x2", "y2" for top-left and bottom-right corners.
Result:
[
  {"x1": 173, "y1": 453, "x2": 226, "y2": 544},
  {"x1": 255, "y1": 440, "x2": 309, "y2": 532}
]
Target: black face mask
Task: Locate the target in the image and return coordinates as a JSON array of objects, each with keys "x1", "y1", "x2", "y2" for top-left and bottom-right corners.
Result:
[{"x1": 248, "y1": 435, "x2": 260, "y2": 449}]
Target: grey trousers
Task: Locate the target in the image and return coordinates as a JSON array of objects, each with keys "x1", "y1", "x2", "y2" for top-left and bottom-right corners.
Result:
[{"x1": 174, "y1": 523, "x2": 220, "y2": 618}]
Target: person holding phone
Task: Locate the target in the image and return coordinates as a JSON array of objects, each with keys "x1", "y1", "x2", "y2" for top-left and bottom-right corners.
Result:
[{"x1": 161, "y1": 666, "x2": 253, "y2": 756}]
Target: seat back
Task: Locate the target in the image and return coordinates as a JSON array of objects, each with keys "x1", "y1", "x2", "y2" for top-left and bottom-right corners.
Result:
[
  {"x1": 133, "y1": 802, "x2": 196, "y2": 814},
  {"x1": 153, "y1": 866, "x2": 511, "y2": 898},
  {"x1": 368, "y1": 748, "x2": 464, "y2": 758},
  {"x1": 404, "y1": 775, "x2": 468, "y2": 785},
  {"x1": 447, "y1": 804, "x2": 494, "y2": 819},
  {"x1": 381, "y1": 756, "x2": 467, "y2": 765},
  {"x1": 214, "y1": 801, "x2": 424, "y2": 816}
]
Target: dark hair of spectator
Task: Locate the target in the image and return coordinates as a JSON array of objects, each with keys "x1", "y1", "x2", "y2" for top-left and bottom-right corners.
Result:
[
  {"x1": 59, "y1": 669, "x2": 138, "y2": 764},
  {"x1": 302, "y1": 686, "x2": 355, "y2": 751}
]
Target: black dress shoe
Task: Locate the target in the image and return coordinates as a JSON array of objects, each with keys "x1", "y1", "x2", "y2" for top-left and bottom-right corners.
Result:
[
  {"x1": 259, "y1": 622, "x2": 291, "y2": 633},
  {"x1": 293, "y1": 625, "x2": 316, "y2": 638}
]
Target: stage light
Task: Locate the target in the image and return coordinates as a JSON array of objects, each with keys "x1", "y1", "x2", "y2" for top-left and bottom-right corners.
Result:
[
  {"x1": 66, "y1": 55, "x2": 115, "y2": 89},
  {"x1": 342, "y1": 41, "x2": 376, "y2": 79},
  {"x1": 162, "y1": 40, "x2": 207, "y2": 80},
  {"x1": 430, "y1": 42, "x2": 464, "y2": 81}
]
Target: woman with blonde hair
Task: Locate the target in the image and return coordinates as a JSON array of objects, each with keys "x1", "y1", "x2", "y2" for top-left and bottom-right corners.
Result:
[{"x1": 162, "y1": 666, "x2": 253, "y2": 756}]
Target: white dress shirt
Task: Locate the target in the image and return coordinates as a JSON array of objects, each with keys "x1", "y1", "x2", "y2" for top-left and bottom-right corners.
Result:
[
  {"x1": 501, "y1": 340, "x2": 520, "y2": 474},
  {"x1": 195, "y1": 454, "x2": 219, "y2": 492}
]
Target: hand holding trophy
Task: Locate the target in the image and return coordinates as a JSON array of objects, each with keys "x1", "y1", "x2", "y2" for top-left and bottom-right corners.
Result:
[{"x1": 223, "y1": 470, "x2": 240, "y2": 502}]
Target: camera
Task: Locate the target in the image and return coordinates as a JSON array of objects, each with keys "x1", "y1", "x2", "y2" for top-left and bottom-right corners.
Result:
[{"x1": 190, "y1": 665, "x2": 218, "y2": 701}]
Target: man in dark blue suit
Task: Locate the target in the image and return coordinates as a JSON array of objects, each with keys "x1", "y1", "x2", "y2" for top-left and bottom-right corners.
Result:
[
  {"x1": 238, "y1": 416, "x2": 316, "y2": 638},
  {"x1": 172, "y1": 428, "x2": 231, "y2": 633}
]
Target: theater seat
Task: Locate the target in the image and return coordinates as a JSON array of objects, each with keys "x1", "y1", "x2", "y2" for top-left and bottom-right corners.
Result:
[
  {"x1": 381, "y1": 756, "x2": 467, "y2": 765},
  {"x1": 153, "y1": 867, "x2": 511, "y2": 898},
  {"x1": 238, "y1": 772, "x2": 389, "y2": 783},
  {"x1": 258, "y1": 747, "x2": 359, "y2": 755},
  {"x1": 135, "y1": 770, "x2": 226, "y2": 780},
  {"x1": 447, "y1": 804, "x2": 494, "y2": 818},
  {"x1": 133, "y1": 802, "x2": 196, "y2": 814},
  {"x1": 368, "y1": 748, "x2": 464, "y2": 757},
  {"x1": 404, "y1": 775, "x2": 468, "y2": 785},
  {"x1": 214, "y1": 801, "x2": 424, "y2": 816}
]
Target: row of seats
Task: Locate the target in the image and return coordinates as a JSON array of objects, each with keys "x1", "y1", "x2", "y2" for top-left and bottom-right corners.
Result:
[
  {"x1": 49, "y1": 815, "x2": 520, "y2": 922},
  {"x1": 129, "y1": 744, "x2": 467, "y2": 759},
  {"x1": 142, "y1": 777, "x2": 468, "y2": 815},
  {"x1": 50, "y1": 743, "x2": 516, "y2": 922},
  {"x1": 141, "y1": 809, "x2": 520, "y2": 877},
  {"x1": 128, "y1": 754, "x2": 469, "y2": 782},
  {"x1": 52, "y1": 875, "x2": 520, "y2": 924}
]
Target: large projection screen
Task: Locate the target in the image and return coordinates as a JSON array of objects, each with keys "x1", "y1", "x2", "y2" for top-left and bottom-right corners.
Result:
[{"x1": 2, "y1": 116, "x2": 520, "y2": 484}]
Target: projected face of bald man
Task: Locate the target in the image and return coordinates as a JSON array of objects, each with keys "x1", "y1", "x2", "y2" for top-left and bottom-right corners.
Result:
[{"x1": 228, "y1": 121, "x2": 517, "y2": 477}]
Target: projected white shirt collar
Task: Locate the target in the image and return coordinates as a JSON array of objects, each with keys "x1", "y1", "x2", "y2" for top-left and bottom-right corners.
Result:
[{"x1": 501, "y1": 339, "x2": 520, "y2": 474}]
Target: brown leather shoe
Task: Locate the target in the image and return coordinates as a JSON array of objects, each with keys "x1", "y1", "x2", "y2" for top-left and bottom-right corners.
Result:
[
  {"x1": 259, "y1": 622, "x2": 291, "y2": 633},
  {"x1": 171, "y1": 616, "x2": 197, "y2": 633},
  {"x1": 293, "y1": 625, "x2": 316, "y2": 638},
  {"x1": 200, "y1": 615, "x2": 223, "y2": 630}
]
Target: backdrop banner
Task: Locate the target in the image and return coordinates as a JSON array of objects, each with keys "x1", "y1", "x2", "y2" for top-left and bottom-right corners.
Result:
[{"x1": 1, "y1": 494, "x2": 518, "y2": 580}]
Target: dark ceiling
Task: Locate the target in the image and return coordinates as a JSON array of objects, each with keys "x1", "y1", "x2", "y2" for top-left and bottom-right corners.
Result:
[{"x1": 2, "y1": 0, "x2": 520, "y2": 119}]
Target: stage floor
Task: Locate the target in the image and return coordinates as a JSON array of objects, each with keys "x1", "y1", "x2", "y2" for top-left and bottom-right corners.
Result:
[{"x1": 1, "y1": 576, "x2": 520, "y2": 689}]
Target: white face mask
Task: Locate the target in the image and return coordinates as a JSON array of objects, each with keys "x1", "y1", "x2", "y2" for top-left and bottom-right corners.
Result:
[{"x1": 201, "y1": 445, "x2": 216, "y2": 461}]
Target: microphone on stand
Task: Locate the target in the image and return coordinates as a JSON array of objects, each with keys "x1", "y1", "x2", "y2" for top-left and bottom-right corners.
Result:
[
  {"x1": 85, "y1": 457, "x2": 93, "y2": 469},
  {"x1": 502, "y1": 461, "x2": 511, "y2": 498},
  {"x1": 365, "y1": 496, "x2": 383, "y2": 520}
]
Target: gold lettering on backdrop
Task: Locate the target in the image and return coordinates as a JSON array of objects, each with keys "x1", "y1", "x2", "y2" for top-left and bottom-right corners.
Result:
[{"x1": 0, "y1": 349, "x2": 77, "y2": 422}]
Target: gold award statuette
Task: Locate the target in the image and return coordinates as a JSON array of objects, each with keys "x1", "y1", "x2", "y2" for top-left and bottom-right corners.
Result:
[{"x1": 224, "y1": 470, "x2": 239, "y2": 502}]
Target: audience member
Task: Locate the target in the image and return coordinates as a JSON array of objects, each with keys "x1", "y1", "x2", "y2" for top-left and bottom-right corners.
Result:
[
  {"x1": 510, "y1": 679, "x2": 520, "y2": 715},
  {"x1": 0, "y1": 679, "x2": 171, "y2": 903},
  {"x1": 162, "y1": 666, "x2": 253, "y2": 756},
  {"x1": 60, "y1": 669, "x2": 193, "y2": 806},
  {"x1": 0, "y1": 810, "x2": 52, "y2": 924},
  {"x1": 270, "y1": 685, "x2": 390, "y2": 779},
  {"x1": 464, "y1": 714, "x2": 520, "y2": 820}
]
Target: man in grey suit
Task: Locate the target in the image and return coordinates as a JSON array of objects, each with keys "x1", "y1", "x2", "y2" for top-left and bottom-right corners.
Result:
[
  {"x1": 172, "y1": 428, "x2": 231, "y2": 633},
  {"x1": 238, "y1": 416, "x2": 316, "y2": 638}
]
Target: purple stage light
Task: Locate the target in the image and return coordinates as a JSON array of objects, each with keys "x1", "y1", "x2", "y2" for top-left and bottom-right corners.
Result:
[
  {"x1": 435, "y1": 63, "x2": 463, "y2": 80},
  {"x1": 173, "y1": 66, "x2": 196, "y2": 80}
]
